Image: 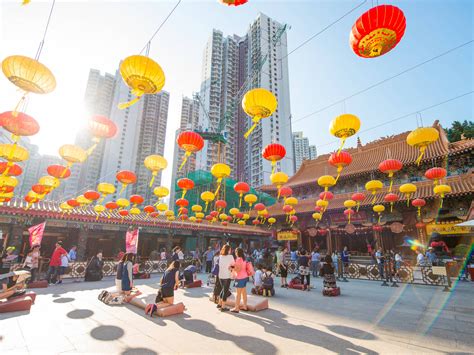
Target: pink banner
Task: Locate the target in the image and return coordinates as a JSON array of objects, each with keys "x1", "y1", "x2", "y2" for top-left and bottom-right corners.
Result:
[
  {"x1": 125, "y1": 229, "x2": 139, "y2": 254},
  {"x1": 28, "y1": 222, "x2": 46, "y2": 247}
]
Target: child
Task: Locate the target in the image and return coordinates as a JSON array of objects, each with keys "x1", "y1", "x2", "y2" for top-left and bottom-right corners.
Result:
[
  {"x1": 261, "y1": 266, "x2": 275, "y2": 297},
  {"x1": 251, "y1": 263, "x2": 264, "y2": 295}
]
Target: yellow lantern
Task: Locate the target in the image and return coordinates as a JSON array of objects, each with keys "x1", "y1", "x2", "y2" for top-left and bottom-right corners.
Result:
[
  {"x1": 284, "y1": 197, "x2": 298, "y2": 206},
  {"x1": 130, "y1": 207, "x2": 141, "y2": 217},
  {"x1": 94, "y1": 205, "x2": 106, "y2": 219},
  {"x1": 116, "y1": 198, "x2": 130, "y2": 209},
  {"x1": 201, "y1": 191, "x2": 215, "y2": 211},
  {"x1": 238, "y1": 220, "x2": 246, "y2": 226},
  {"x1": 144, "y1": 155, "x2": 168, "y2": 187},
  {"x1": 76, "y1": 195, "x2": 92, "y2": 206},
  {"x1": 406, "y1": 127, "x2": 439, "y2": 165},
  {"x1": 154, "y1": 186, "x2": 169, "y2": 204},
  {"x1": 156, "y1": 203, "x2": 168, "y2": 212},
  {"x1": 189, "y1": 216, "x2": 197, "y2": 223},
  {"x1": 165, "y1": 210, "x2": 174, "y2": 217},
  {"x1": 434, "y1": 184, "x2": 451, "y2": 208},
  {"x1": 316, "y1": 199, "x2": 329, "y2": 210},
  {"x1": 97, "y1": 182, "x2": 115, "y2": 203},
  {"x1": 242, "y1": 213, "x2": 250, "y2": 221},
  {"x1": 343, "y1": 199, "x2": 357, "y2": 209},
  {"x1": 373, "y1": 204, "x2": 385, "y2": 224},
  {"x1": 59, "y1": 144, "x2": 87, "y2": 177},
  {"x1": 229, "y1": 208, "x2": 239, "y2": 221},
  {"x1": 318, "y1": 175, "x2": 336, "y2": 194},
  {"x1": 118, "y1": 55, "x2": 165, "y2": 109},
  {"x1": 60, "y1": 202, "x2": 74, "y2": 214},
  {"x1": 329, "y1": 114, "x2": 361, "y2": 153},
  {"x1": 270, "y1": 172, "x2": 289, "y2": 199},
  {"x1": 167, "y1": 216, "x2": 176, "y2": 222},
  {"x1": 399, "y1": 183, "x2": 417, "y2": 206},
  {"x1": 191, "y1": 205, "x2": 203, "y2": 213},
  {"x1": 25, "y1": 190, "x2": 41, "y2": 209},
  {"x1": 244, "y1": 193, "x2": 257, "y2": 209},
  {"x1": 242, "y1": 88, "x2": 277, "y2": 139},
  {"x1": 219, "y1": 213, "x2": 228, "y2": 221},
  {"x1": 195, "y1": 212, "x2": 205, "y2": 219},
  {"x1": 365, "y1": 180, "x2": 383, "y2": 204},
  {"x1": 211, "y1": 163, "x2": 231, "y2": 196},
  {"x1": 0, "y1": 176, "x2": 18, "y2": 189},
  {"x1": 2, "y1": 55, "x2": 56, "y2": 114},
  {"x1": 0, "y1": 144, "x2": 29, "y2": 164},
  {"x1": 38, "y1": 175, "x2": 60, "y2": 193},
  {"x1": 312, "y1": 212, "x2": 322, "y2": 221}
]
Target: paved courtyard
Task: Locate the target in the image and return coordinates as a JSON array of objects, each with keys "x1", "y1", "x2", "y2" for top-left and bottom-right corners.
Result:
[{"x1": 1, "y1": 274, "x2": 473, "y2": 354}]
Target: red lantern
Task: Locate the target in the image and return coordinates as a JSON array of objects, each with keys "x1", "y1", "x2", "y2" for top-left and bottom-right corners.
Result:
[
  {"x1": 144, "y1": 205, "x2": 155, "y2": 214},
  {"x1": 289, "y1": 215, "x2": 298, "y2": 224},
  {"x1": 25, "y1": 195, "x2": 39, "y2": 204},
  {"x1": 105, "y1": 201, "x2": 118, "y2": 210},
  {"x1": 319, "y1": 191, "x2": 334, "y2": 201},
  {"x1": 116, "y1": 170, "x2": 136, "y2": 194},
  {"x1": 412, "y1": 198, "x2": 426, "y2": 218},
  {"x1": 89, "y1": 115, "x2": 117, "y2": 139},
  {"x1": 415, "y1": 222, "x2": 425, "y2": 229},
  {"x1": 210, "y1": 211, "x2": 219, "y2": 218},
  {"x1": 176, "y1": 198, "x2": 189, "y2": 208},
  {"x1": 252, "y1": 219, "x2": 260, "y2": 226},
  {"x1": 47, "y1": 165, "x2": 71, "y2": 179},
  {"x1": 254, "y1": 203, "x2": 266, "y2": 211},
  {"x1": 425, "y1": 167, "x2": 447, "y2": 185},
  {"x1": 236, "y1": 212, "x2": 244, "y2": 219},
  {"x1": 282, "y1": 205, "x2": 293, "y2": 214},
  {"x1": 220, "y1": 0, "x2": 248, "y2": 6},
  {"x1": 149, "y1": 211, "x2": 159, "y2": 218},
  {"x1": 318, "y1": 229, "x2": 327, "y2": 236},
  {"x1": 215, "y1": 200, "x2": 227, "y2": 211},
  {"x1": 384, "y1": 193, "x2": 399, "y2": 212},
  {"x1": 221, "y1": 221, "x2": 228, "y2": 226},
  {"x1": 206, "y1": 215, "x2": 213, "y2": 222},
  {"x1": 234, "y1": 181, "x2": 250, "y2": 207},
  {"x1": 0, "y1": 162, "x2": 22, "y2": 176},
  {"x1": 179, "y1": 208, "x2": 189, "y2": 216},
  {"x1": 0, "y1": 111, "x2": 40, "y2": 140},
  {"x1": 226, "y1": 215, "x2": 232, "y2": 222},
  {"x1": 344, "y1": 208, "x2": 355, "y2": 224},
  {"x1": 67, "y1": 199, "x2": 80, "y2": 208},
  {"x1": 314, "y1": 206, "x2": 322, "y2": 212},
  {"x1": 350, "y1": 5, "x2": 406, "y2": 58},
  {"x1": 379, "y1": 159, "x2": 403, "y2": 191},
  {"x1": 279, "y1": 186, "x2": 293, "y2": 199},
  {"x1": 119, "y1": 210, "x2": 129, "y2": 218},
  {"x1": 130, "y1": 194, "x2": 144, "y2": 206},
  {"x1": 177, "y1": 178, "x2": 195, "y2": 198},
  {"x1": 0, "y1": 186, "x2": 14, "y2": 193},
  {"x1": 328, "y1": 151, "x2": 352, "y2": 182},
  {"x1": 351, "y1": 192, "x2": 366, "y2": 212},
  {"x1": 177, "y1": 131, "x2": 204, "y2": 171},
  {"x1": 262, "y1": 143, "x2": 286, "y2": 174},
  {"x1": 373, "y1": 225, "x2": 383, "y2": 232},
  {"x1": 180, "y1": 214, "x2": 188, "y2": 221},
  {"x1": 84, "y1": 190, "x2": 100, "y2": 201}
]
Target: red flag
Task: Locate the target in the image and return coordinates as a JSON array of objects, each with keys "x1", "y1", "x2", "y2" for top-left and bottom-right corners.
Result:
[
  {"x1": 29, "y1": 222, "x2": 46, "y2": 247},
  {"x1": 125, "y1": 229, "x2": 139, "y2": 254}
]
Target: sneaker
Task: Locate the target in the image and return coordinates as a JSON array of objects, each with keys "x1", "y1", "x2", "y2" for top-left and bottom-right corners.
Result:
[{"x1": 57, "y1": 280, "x2": 62, "y2": 284}]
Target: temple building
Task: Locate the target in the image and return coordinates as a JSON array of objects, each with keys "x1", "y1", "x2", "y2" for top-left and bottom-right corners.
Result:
[{"x1": 260, "y1": 121, "x2": 473, "y2": 255}]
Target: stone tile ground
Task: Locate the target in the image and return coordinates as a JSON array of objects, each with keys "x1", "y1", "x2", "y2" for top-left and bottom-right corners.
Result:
[{"x1": 1, "y1": 275, "x2": 473, "y2": 354}]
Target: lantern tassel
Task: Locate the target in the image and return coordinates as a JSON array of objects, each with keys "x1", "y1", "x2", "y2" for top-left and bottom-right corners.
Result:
[
  {"x1": 179, "y1": 152, "x2": 191, "y2": 171},
  {"x1": 415, "y1": 147, "x2": 427, "y2": 166},
  {"x1": 335, "y1": 167, "x2": 342, "y2": 184},
  {"x1": 119, "y1": 183, "x2": 127, "y2": 195},
  {"x1": 406, "y1": 196, "x2": 410, "y2": 207},
  {"x1": 348, "y1": 214, "x2": 351, "y2": 224},
  {"x1": 239, "y1": 194, "x2": 242, "y2": 208},
  {"x1": 378, "y1": 214, "x2": 382, "y2": 224},
  {"x1": 149, "y1": 173, "x2": 157, "y2": 188},
  {"x1": 356, "y1": 202, "x2": 360, "y2": 212},
  {"x1": 214, "y1": 182, "x2": 221, "y2": 197},
  {"x1": 2, "y1": 162, "x2": 13, "y2": 176},
  {"x1": 59, "y1": 163, "x2": 72, "y2": 179},
  {"x1": 277, "y1": 187, "x2": 281, "y2": 199},
  {"x1": 418, "y1": 207, "x2": 421, "y2": 217},
  {"x1": 372, "y1": 193, "x2": 377, "y2": 204},
  {"x1": 204, "y1": 202, "x2": 209, "y2": 212},
  {"x1": 336, "y1": 137, "x2": 346, "y2": 155},
  {"x1": 118, "y1": 94, "x2": 142, "y2": 110},
  {"x1": 439, "y1": 198, "x2": 444, "y2": 209},
  {"x1": 181, "y1": 190, "x2": 187, "y2": 199},
  {"x1": 12, "y1": 94, "x2": 27, "y2": 117},
  {"x1": 389, "y1": 178, "x2": 394, "y2": 193},
  {"x1": 390, "y1": 203, "x2": 393, "y2": 213},
  {"x1": 271, "y1": 162, "x2": 276, "y2": 175},
  {"x1": 86, "y1": 142, "x2": 99, "y2": 156},
  {"x1": 244, "y1": 116, "x2": 261, "y2": 139}
]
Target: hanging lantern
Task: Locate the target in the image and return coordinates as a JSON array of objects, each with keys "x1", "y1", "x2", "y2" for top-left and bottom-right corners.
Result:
[
  {"x1": 284, "y1": 197, "x2": 298, "y2": 207},
  {"x1": 282, "y1": 204, "x2": 293, "y2": 216},
  {"x1": 144, "y1": 155, "x2": 168, "y2": 187},
  {"x1": 87, "y1": 115, "x2": 118, "y2": 155},
  {"x1": 237, "y1": 220, "x2": 245, "y2": 226},
  {"x1": 384, "y1": 193, "x2": 399, "y2": 213},
  {"x1": 379, "y1": 159, "x2": 403, "y2": 192},
  {"x1": 200, "y1": 191, "x2": 215, "y2": 211},
  {"x1": 319, "y1": 191, "x2": 334, "y2": 201},
  {"x1": 233, "y1": 181, "x2": 250, "y2": 207},
  {"x1": 262, "y1": 143, "x2": 286, "y2": 174},
  {"x1": 329, "y1": 114, "x2": 360, "y2": 153},
  {"x1": 2, "y1": 55, "x2": 56, "y2": 114},
  {"x1": 343, "y1": 199, "x2": 357, "y2": 209},
  {"x1": 318, "y1": 175, "x2": 336, "y2": 194},
  {"x1": 0, "y1": 111, "x2": 40, "y2": 142},
  {"x1": 59, "y1": 144, "x2": 87, "y2": 176},
  {"x1": 60, "y1": 202, "x2": 74, "y2": 215},
  {"x1": 0, "y1": 162, "x2": 22, "y2": 177},
  {"x1": 314, "y1": 206, "x2": 322, "y2": 212},
  {"x1": 76, "y1": 195, "x2": 92, "y2": 207},
  {"x1": 316, "y1": 199, "x2": 329, "y2": 212},
  {"x1": 177, "y1": 131, "x2": 204, "y2": 171},
  {"x1": 425, "y1": 167, "x2": 447, "y2": 185},
  {"x1": 219, "y1": 0, "x2": 248, "y2": 6},
  {"x1": 105, "y1": 201, "x2": 118, "y2": 218},
  {"x1": 195, "y1": 212, "x2": 205, "y2": 219},
  {"x1": 191, "y1": 205, "x2": 203, "y2": 214},
  {"x1": 211, "y1": 163, "x2": 231, "y2": 196},
  {"x1": 97, "y1": 182, "x2": 116, "y2": 203},
  {"x1": 189, "y1": 216, "x2": 197, "y2": 223},
  {"x1": 412, "y1": 198, "x2": 426, "y2": 218},
  {"x1": 177, "y1": 178, "x2": 195, "y2": 199},
  {"x1": 252, "y1": 219, "x2": 260, "y2": 226},
  {"x1": 144, "y1": 205, "x2": 155, "y2": 215},
  {"x1": 244, "y1": 193, "x2": 257, "y2": 209},
  {"x1": 94, "y1": 205, "x2": 106, "y2": 219},
  {"x1": 254, "y1": 203, "x2": 266, "y2": 213},
  {"x1": 279, "y1": 186, "x2": 293, "y2": 199},
  {"x1": 118, "y1": 55, "x2": 165, "y2": 109},
  {"x1": 116, "y1": 198, "x2": 130, "y2": 210},
  {"x1": 434, "y1": 184, "x2": 451, "y2": 208},
  {"x1": 215, "y1": 200, "x2": 227, "y2": 212},
  {"x1": 0, "y1": 144, "x2": 29, "y2": 170},
  {"x1": 47, "y1": 165, "x2": 71, "y2": 180},
  {"x1": 373, "y1": 225, "x2": 383, "y2": 232},
  {"x1": 119, "y1": 210, "x2": 129, "y2": 220},
  {"x1": 165, "y1": 210, "x2": 174, "y2": 218},
  {"x1": 415, "y1": 222, "x2": 425, "y2": 230},
  {"x1": 67, "y1": 199, "x2": 80, "y2": 208},
  {"x1": 154, "y1": 186, "x2": 169, "y2": 203},
  {"x1": 289, "y1": 215, "x2": 298, "y2": 227},
  {"x1": 25, "y1": 191, "x2": 41, "y2": 208},
  {"x1": 399, "y1": 183, "x2": 416, "y2": 206},
  {"x1": 365, "y1": 180, "x2": 383, "y2": 204},
  {"x1": 350, "y1": 5, "x2": 406, "y2": 58},
  {"x1": 116, "y1": 170, "x2": 137, "y2": 194},
  {"x1": 130, "y1": 207, "x2": 141, "y2": 218},
  {"x1": 0, "y1": 176, "x2": 18, "y2": 192},
  {"x1": 312, "y1": 212, "x2": 322, "y2": 222},
  {"x1": 38, "y1": 175, "x2": 60, "y2": 193},
  {"x1": 373, "y1": 204, "x2": 385, "y2": 224},
  {"x1": 351, "y1": 192, "x2": 366, "y2": 212},
  {"x1": 242, "y1": 88, "x2": 277, "y2": 139},
  {"x1": 130, "y1": 194, "x2": 144, "y2": 207},
  {"x1": 328, "y1": 151, "x2": 352, "y2": 182},
  {"x1": 406, "y1": 127, "x2": 439, "y2": 165},
  {"x1": 176, "y1": 198, "x2": 189, "y2": 215},
  {"x1": 267, "y1": 217, "x2": 276, "y2": 228},
  {"x1": 271, "y1": 172, "x2": 288, "y2": 199},
  {"x1": 84, "y1": 190, "x2": 100, "y2": 202},
  {"x1": 156, "y1": 203, "x2": 168, "y2": 213},
  {"x1": 344, "y1": 209, "x2": 355, "y2": 224}
]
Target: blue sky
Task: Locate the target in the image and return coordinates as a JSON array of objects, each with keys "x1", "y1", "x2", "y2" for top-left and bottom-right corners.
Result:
[{"x1": 1, "y1": 0, "x2": 472, "y2": 188}]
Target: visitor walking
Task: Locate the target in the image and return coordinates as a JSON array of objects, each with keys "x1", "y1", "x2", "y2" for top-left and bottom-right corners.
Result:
[
  {"x1": 278, "y1": 247, "x2": 289, "y2": 288},
  {"x1": 84, "y1": 250, "x2": 104, "y2": 282},
  {"x1": 311, "y1": 248, "x2": 321, "y2": 277},
  {"x1": 23, "y1": 245, "x2": 40, "y2": 282},
  {"x1": 231, "y1": 247, "x2": 250, "y2": 313},
  {"x1": 68, "y1": 245, "x2": 77, "y2": 262},
  {"x1": 47, "y1": 241, "x2": 67, "y2": 284},
  {"x1": 375, "y1": 248, "x2": 385, "y2": 279},
  {"x1": 298, "y1": 250, "x2": 311, "y2": 291},
  {"x1": 217, "y1": 245, "x2": 234, "y2": 312},
  {"x1": 204, "y1": 247, "x2": 214, "y2": 273},
  {"x1": 341, "y1": 246, "x2": 350, "y2": 275}
]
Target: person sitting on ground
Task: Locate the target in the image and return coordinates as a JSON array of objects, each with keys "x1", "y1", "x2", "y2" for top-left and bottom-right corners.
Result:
[
  {"x1": 182, "y1": 261, "x2": 198, "y2": 286},
  {"x1": 261, "y1": 266, "x2": 275, "y2": 297},
  {"x1": 320, "y1": 255, "x2": 339, "y2": 296},
  {"x1": 132, "y1": 260, "x2": 146, "y2": 279},
  {"x1": 252, "y1": 263, "x2": 264, "y2": 295},
  {"x1": 146, "y1": 261, "x2": 181, "y2": 316},
  {"x1": 84, "y1": 250, "x2": 104, "y2": 282},
  {"x1": 0, "y1": 246, "x2": 18, "y2": 275}
]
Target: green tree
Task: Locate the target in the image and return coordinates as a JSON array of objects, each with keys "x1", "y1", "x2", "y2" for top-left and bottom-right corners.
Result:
[{"x1": 445, "y1": 120, "x2": 474, "y2": 142}]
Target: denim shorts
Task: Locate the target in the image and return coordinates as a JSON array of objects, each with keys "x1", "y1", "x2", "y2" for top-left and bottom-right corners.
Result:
[{"x1": 235, "y1": 277, "x2": 248, "y2": 288}]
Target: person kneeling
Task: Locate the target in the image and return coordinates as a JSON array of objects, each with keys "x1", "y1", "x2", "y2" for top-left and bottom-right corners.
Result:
[
  {"x1": 181, "y1": 261, "x2": 198, "y2": 287},
  {"x1": 261, "y1": 267, "x2": 275, "y2": 297},
  {"x1": 146, "y1": 261, "x2": 181, "y2": 317}
]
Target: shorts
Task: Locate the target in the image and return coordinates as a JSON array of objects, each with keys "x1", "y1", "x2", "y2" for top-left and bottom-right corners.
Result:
[
  {"x1": 60, "y1": 266, "x2": 67, "y2": 275},
  {"x1": 161, "y1": 287, "x2": 174, "y2": 299},
  {"x1": 279, "y1": 265, "x2": 288, "y2": 277},
  {"x1": 235, "y1": 277, "x2": 248, "y2": 288}
]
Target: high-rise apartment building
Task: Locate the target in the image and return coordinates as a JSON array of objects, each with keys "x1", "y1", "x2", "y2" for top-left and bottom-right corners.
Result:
[
  {"x1": 293, "y1": 131, "x2": 317, "y2": 171},
  {"x1": 100, "y1": 67, "x2": 170, "y2": 203},
  {"x1": 195, "y1": 13, "x2": 294, "y2": 187}
]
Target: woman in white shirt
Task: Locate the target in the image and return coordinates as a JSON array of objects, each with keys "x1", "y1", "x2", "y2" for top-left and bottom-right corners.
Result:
[{"x1": 217, "y1": 245, "x2": 234, "y2": 312}]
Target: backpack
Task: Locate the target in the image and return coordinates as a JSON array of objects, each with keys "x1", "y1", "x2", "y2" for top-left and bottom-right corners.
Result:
[
  {"x1": 262, "y1": 271, "x2": 274, "y2": 290},
  {"x1": 246, "y1": 261, "x2": 255, "y2": 277}
]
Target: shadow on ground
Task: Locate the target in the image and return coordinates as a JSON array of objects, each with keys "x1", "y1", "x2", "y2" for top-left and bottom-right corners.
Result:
[
  {"x1": 67, "y1": 309, "x2": 94, "y2": 319},
  {"x1": 90, "y1": 325, "x2": 124, "y2": 341}
]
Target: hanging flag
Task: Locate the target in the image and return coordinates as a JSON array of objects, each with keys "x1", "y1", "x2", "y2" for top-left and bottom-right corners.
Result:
[
  {"x1": 28, "y1": 222, "x2": 46, "y2": 247},
  {"x1": 125, "y1": 228, "x2": 139, "y2": 254}
]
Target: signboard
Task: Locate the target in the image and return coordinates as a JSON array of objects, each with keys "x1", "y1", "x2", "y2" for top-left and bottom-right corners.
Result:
[
  {"x1": 125, "y1": 229, "x2": 139, "y2": 254},
  {"x1": 28, "y1": 222, "x2": 46, "y2": 247},
  {"x1": 426, "y1": 222, "x2": 471, "y2": 235},
  {"x1": 277, "y1": 230, "x2": 299, "y2": 241},
  {"x1": 431, "y1": 266, "x2": 447, "y2": 276}
]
